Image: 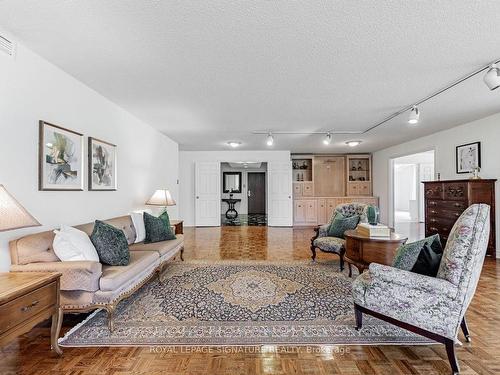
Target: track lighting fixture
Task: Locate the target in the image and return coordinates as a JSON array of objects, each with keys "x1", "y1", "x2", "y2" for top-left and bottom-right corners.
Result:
[
  {"x1": 408, "y1": 106, "x2": 420, "y2": 124},
  {"x1": 227, "y1": 141, "x2": 241, "y2": 148},
  {"x1": 484, "y1": 64, "x2": 500, "y2": 91},
  {"x1": 346, "y1": 141, "x2": 361, "y2": 147},
  {"x1": 266, "y1": 133, "x2": 274, "y2": 146},
  {"x1": 323, "y1": 133, "x2": 332, "y2": 145}
]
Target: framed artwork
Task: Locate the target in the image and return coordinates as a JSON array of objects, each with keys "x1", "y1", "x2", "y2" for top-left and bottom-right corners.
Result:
[
  {"x1": 39, "y1": 121, "x2": 84, "y2": 191},
  {"x1": 456, "y1": 141, "x2": 481, "y2": 174},
  {"x1": 88, "y1": 137, "x2": 117, "y2": 191}
]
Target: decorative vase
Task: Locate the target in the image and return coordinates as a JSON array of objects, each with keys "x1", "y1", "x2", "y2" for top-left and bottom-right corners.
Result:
[{"x1": 367, "y1": 205, "x2": 379, "y2": 225}]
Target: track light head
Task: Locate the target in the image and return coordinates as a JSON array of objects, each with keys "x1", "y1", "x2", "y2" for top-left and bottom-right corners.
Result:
[
  {"x1": 323, "y1": 133, "x2": 332, "y2": 145},
  {"x1": 484, "y1": 64, "x2": 500, "y2": 91},
  {"x1": 408, "y1": 106, "x2": 420, "y2": 124},
  {"x1": 266, "y1": 133, "x2": 274, "y2": 146}
]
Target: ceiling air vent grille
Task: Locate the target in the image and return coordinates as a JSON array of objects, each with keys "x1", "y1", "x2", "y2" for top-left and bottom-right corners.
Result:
[{"x1": 0, "y1": 35, "x2": 15, "y2": 57}]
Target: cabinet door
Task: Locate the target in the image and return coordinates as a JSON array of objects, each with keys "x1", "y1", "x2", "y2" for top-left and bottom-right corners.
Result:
[
  {"x1": 326, "y1": 198, "x2": 340, "y2": 221},
  {"x1": 314, "y1": 156, "x2": 345, "y2": 196},
  {"x1": 303, "y1": 182, "x2": 314, "y2": 196},
  {"x1": 305, "y1": 200, "x2": 317, "y2": 224},
  {"x1": 293, "y1": 183, "x2": 302, "y2": 197},
  {"x1": 317, "y1": 199, "x2": 327, "y2": 224},
  {"x1": 347, "y1": 182, "x2": 359, "y2": 196},
  {"x1": 294, "y1": 200, "x2": 306, "y2": 224}
]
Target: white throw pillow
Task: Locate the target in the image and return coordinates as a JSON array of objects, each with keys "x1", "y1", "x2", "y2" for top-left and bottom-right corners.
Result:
[
  {"x1": 53, "y1": 225, "x2": 99, "y2": 262},
  {"x1": 130, "y1": 210, "x2": 152, "y2": 243}
]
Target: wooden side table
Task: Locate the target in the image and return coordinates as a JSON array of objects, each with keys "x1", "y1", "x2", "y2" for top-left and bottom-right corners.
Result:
[
  {"x1": 171, "y1": 220, "x2": 183, "y2": 235},
  {"x1": 344, "y1": 230, "x2": 407, "y2": 277},
  {"x1": 0, "y1": 272, "x2": 63, "y2": 355}
]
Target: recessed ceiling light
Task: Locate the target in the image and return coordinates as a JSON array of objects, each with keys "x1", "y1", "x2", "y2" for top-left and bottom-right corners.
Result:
[
  {"x1": 266, "y1": 133, "x2": 274, "y2": 146},
  {"x1": 346, "y1": 141, "x2": 362, "y2": 147},
  {"x1": 484, "y1": 63, "x2": 500, "y2": 90},
  {"x1": 323, "y1": 133, "x2": 332, "y2": 145},
  {"x1": 408, "y1": 106, "x2": 420, "y2": 124},
  {"x1": 227, "y1": 141, "x2": 241, "y2": 148}
]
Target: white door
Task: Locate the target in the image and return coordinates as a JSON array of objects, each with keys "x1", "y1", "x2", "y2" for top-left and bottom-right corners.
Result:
[
  {"x1": 268, "y1": 161, "x2": 293, "y2": 226},
  {"x1": 195, "y1": 162, "x2": 220, "y2": 226}
]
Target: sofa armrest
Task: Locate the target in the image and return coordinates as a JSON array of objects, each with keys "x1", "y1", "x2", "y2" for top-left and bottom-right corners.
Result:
[
  {"x1": 11, "y1": 261, "x2": 102, "y2": 292},
  {"x1": 368, "y1": 263, "x2": 458, "y2": 299}
]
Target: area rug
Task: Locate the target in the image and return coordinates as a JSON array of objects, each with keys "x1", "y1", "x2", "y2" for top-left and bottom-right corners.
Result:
[{"x1": 59, "y1": 260, "x2": 432, "y2": 347}]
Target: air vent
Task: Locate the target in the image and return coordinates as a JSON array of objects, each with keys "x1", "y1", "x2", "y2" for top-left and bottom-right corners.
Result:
[{"x1": 0, "y1": 35, "x2": 15, "y2": 57}]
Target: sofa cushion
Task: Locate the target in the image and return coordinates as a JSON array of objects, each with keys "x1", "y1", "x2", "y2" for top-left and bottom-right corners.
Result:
[
  {"x1": 326, "y1": 214, "x2": 359, "y2": 238},
  {"x1": 11, "y1": 261, "x2": 102, "y2": 292},
  {"x1": 129, "y1": 235, "x2": 184, "y2": 257},
  {"x1": 90, "y1": 220, "x2": 130, "y2": 266},
  {"x1": 53, "y1": 225, "x2": 99, "y2": 262},
  {"x1": 144, "y1": 212, "x2": 176, "y2": 243},
  {"x1": 99, "y1": 251, "x2": 159, "y2": 292}
]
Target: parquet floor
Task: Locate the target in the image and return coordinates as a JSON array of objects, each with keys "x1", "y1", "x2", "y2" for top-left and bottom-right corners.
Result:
[{"x1": 1, "y1": 226, "x2": 499, "y2": 375}]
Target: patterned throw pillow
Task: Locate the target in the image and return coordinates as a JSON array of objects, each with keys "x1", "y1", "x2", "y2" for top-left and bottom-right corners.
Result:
[
  {"x1": 392, "y1": 234, "x2": 442, "y2": 271},
  {"x1": 144, "y1": 212, "x2": 176, "y2": 244},
  {"x1": 326, "y1": 214, "x2": 360, "y2": 239},
  {"x1": 90, "y1": 220, "x2": 130, "y2": 266}
]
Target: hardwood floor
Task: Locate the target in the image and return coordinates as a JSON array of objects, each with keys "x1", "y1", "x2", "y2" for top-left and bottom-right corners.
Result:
[{"x1": 1, "y1": 226, "x2": 499, "y2": 375}]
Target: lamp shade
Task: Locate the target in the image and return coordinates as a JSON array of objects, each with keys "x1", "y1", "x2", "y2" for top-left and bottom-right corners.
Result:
[
  {"x1": 146, "y1": 189, "x2": 176, "y2": 206},
  {"x1": 0, "y1": 185, "x2": 41, "y2": 232}
]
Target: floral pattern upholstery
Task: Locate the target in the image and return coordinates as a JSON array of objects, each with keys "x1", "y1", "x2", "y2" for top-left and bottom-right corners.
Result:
[
  {"x1": 314, "y1": 203, "x2": 369, "y2": 256},
  {"x1": 352, "y1": 204, "x2": 490, "y2": 341},
  {"x1": 313, "y1": 237, "x2": 345, "y2": 253}
]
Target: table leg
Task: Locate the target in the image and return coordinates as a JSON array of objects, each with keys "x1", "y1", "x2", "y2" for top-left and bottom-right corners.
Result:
[{"x1": 51, "y1": 307, "x2": 63, "y2": 356}]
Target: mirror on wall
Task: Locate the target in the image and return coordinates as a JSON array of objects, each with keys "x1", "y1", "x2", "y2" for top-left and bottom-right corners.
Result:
[{"x1": 223, "y1": 172, "x2": 242, "y2": 193}]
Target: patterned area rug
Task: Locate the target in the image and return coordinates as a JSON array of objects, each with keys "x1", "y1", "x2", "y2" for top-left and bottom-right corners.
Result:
[{"x1": 59, "y1": 261, "x2": 432, "y2": 347}]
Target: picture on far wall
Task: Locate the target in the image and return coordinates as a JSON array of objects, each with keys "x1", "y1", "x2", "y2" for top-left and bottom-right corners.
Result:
[
  {"x1": 88, "y1": 137, "x2": 117, "y2": 191},
  {"x1": 456, "y1": 141, "x2": 481, "y2": 174},
  {"x1": 39, "y1": 120, "x2": 84, "y2": 191}
]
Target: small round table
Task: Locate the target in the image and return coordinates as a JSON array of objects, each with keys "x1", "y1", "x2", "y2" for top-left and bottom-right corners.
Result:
[{"x1": 343, "y1": 229, "x2": 408, "y2": 277}]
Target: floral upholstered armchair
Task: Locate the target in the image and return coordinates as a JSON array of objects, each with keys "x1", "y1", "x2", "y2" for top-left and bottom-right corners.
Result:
[
  {"x1": 352, "y1": 204, "x2": 490, "y2": 375},
  {"x1": 310, "y1": 203, "x2": 369, "y2": 270}
]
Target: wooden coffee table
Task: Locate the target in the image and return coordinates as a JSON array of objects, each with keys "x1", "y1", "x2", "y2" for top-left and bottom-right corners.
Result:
[{"x1": 344, "y1": 229, "x2": 407, "y2": 277}]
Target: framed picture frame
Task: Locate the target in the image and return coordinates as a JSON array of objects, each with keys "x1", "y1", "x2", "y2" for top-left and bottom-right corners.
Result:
[
  {"x1": 88, "y1": 137, "x2": 117, "y2": 191},
  {"x1": 456, "y1": 141, "x2": 481, "y2": 174},
  {"x1": 39, "y1": 121, "x2": 84, "y2": 191}
]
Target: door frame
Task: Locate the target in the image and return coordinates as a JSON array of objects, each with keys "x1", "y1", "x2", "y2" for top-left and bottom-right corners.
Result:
[
  {"x1": 247, "y1": 171, "x2": 267, "y2": 214},
  {"x1": 389, "y1": 148, "x2": 435, "y2": 228}
]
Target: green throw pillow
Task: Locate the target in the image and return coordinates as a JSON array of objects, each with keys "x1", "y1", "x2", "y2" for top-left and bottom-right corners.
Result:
[
  {"x1": 144, "y1": 212, "x2": 176, "y2": 243},
  {"x1": 327, "y1": 214, "x2": 360, "y2": 239},
  {"x1": 392, "y1": 234, "x2": 442, "y2": 271},
  {"x1": 90, "y1": 220, "x2": 130, "y2": 266}
]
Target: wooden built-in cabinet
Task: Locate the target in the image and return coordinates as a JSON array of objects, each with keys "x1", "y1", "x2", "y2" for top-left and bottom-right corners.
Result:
[
  {"x1": 292, "y1": 154, "x2": 377, "y2": 226},
  {"x1": 423, "y1": 179, "x2": 496, "y2": 257}
]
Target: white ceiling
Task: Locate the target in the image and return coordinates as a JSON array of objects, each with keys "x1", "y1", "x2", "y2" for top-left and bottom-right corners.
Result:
[{"x1": 1, "y1": 1, "x2": 500, "y2": 153}]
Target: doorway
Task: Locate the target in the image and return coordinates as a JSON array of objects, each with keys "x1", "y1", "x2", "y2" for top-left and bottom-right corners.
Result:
[
  {"x1": 220, "y1": 162, "x2": 268, "y2": 226},
  {"x1": 391, "y1": 150, "x2": 435, "y2": 241}
]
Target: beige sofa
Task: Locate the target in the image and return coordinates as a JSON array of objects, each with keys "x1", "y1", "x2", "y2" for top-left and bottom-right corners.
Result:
[{"x1": 9, "y1": 215, "x2": 184, "y2": 331}]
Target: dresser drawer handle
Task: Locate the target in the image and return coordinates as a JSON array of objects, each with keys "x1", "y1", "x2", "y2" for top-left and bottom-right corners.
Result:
[
  {"x1": 430, "y1": 218, "x2": 437, "y2": 223},
  {"x1": 431, "y1": 210, "x2": 437, "y2": 214},
  {"x1": 430, "y1": 227, "x2": 439, "y2": 232},
  {"x1": 20, "y1": 300, "x2": 39, "y2": 312}
]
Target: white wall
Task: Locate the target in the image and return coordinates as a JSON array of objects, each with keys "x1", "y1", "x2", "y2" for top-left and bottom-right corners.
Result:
[
  {"x1": 373, "y1": 112, "x2": 500, "y2": 255},
  {"x1": 180, "y1": 151, "x2": 290, "y2": 226},
  {"x1": 0, "y1": 37, "x2": 179, "y2": 270}
]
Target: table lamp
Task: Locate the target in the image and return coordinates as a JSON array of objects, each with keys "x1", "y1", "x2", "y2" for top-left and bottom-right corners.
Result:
[
  {"x1": 0, "y1": 184, "x2": 41, "y2": 232},
  {"x1": 145, "y1": 189, "x2": 176, "y2": 213}
]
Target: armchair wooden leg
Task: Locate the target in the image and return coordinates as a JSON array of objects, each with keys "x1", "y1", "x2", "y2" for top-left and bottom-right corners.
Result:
[
  {"x1": 445, "y1": 339, "x2": 460, "y2": 374},
  {"x1": 339, "y1": 249, "x2": 345, "y2": 271},
  {"x1": 461, "y1": 316, "x2": 471, "y2": 342},
  {"x1": 311, "y1": 246, "x2": 317, "y2": 262},
  {"x1": 180, "y1": 247, "x2": 184, "y2": 261},
  {"x1": 354, "y1": 304, "x2": 363, "y2": 330},
  {"x1": 348, "y1": 263, "x2": 353, "y2": 278}
]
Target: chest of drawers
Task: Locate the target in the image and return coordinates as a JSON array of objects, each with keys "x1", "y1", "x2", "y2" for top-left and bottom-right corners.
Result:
[{"x1": 423, "y1": 180, "x2": 496, "y2": 256}]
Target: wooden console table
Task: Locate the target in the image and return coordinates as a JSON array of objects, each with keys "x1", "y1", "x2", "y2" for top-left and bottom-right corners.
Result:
[
  {"x1": 344, "y1": 230, "x2": 407, "y2": 277},
  {"x1": 0, "y1": 272, "x2": 62, "y2": 355}
]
